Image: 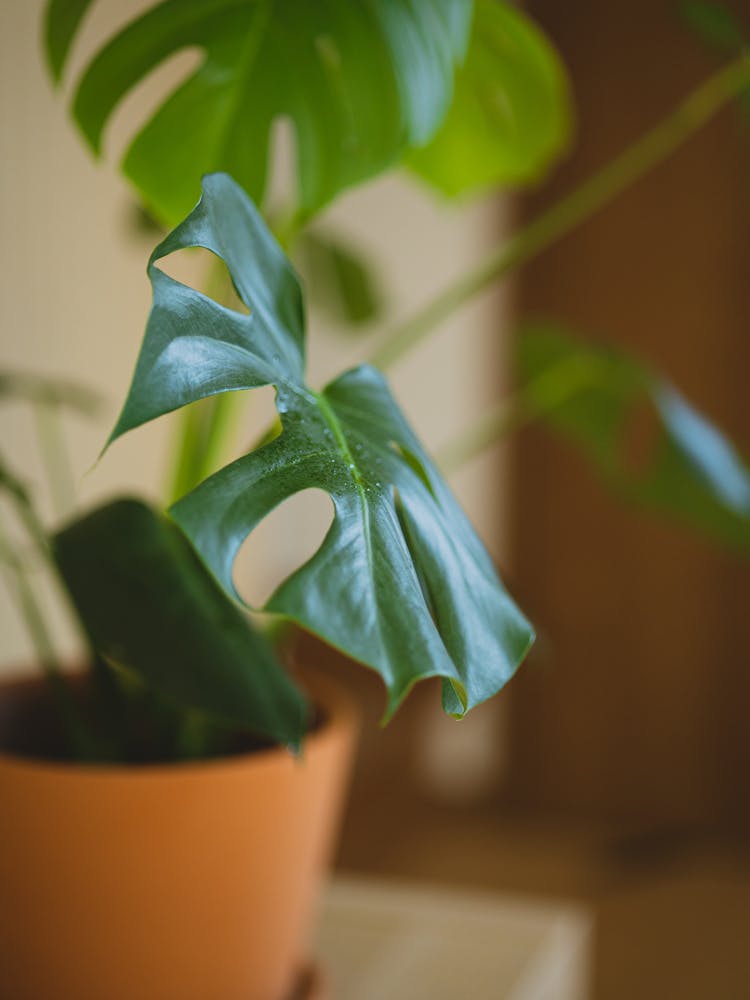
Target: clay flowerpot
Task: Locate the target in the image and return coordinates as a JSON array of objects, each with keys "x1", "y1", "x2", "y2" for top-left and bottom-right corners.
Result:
[{"x1": 0, "y1": 670, "x2": 357, "y2": 1000}]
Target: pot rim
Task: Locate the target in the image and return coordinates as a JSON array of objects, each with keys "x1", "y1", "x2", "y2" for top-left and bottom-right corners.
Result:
[{"x1": 0, "y1": 665, "x2": 360, "y2": 781}]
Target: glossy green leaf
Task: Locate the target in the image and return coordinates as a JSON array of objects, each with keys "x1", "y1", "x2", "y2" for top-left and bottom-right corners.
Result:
[
  {"x1": 46, "y1": 0, "x2": 472, "y2": 225},
  {"x1": 408, "y1": 0, "x2": 572, "y2": 197},
  {"x1": 520, "y1": 325, "x2": 750, "y2": 551},
  {"x1": 53, "y1": 496, "x2": 309, "y2": 745},
  {"x1": 109, "y1": 173, "x2": 533, "y2": 719},
  {"x1": 295, "y1": 230, "x2": 383, "y2": 327}
]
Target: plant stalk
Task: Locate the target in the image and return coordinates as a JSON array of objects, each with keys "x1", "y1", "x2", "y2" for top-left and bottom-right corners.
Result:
[
  {"x1": 370, "y1": 55, "x2": 750, "y2": 372},
  {"x1": 0, "y1": 517, "x2": 60, "y2": 680},
  {"x1": 0, "y1": 514, "x2": 97, "y2": 756},
  {"x1": 0, "y1": 456, "x2": 95, "y2": 673},
  {"x1": 33, "y1": 401, "x2": 76, "y2": 518},
  {"x1": 164, "y1": 256, "x2": 245, "y2": 503},
  {"x1": 436, "y1": 354, "x2": 611, "y2": 473}
]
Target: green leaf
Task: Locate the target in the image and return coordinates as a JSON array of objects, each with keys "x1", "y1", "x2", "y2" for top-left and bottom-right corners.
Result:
[
  {"x1": 109, "y1": 173, "x2": 533, "y2": 719},
  {"x1": 681, "y1": 2, "x2": 747, "y2": 54},
  {"x1": 520, "y1": 325, "x2": 750, "y2": 551},
  {"x1": 680, "y1": 3, "x2": 750, "y2": 122},
  {"x1": 53, "y1": 496, "x2": 309, "y2": 746},
  {"x1": 408, "y1": 0, "x2": 572, "y2": 197},
  {"x1": 44, "y1": 0, "x2": 96, "y2": 83},
  {"x1": 48, "y1": 0, "x2": 473, "y2": 225},
  {"x1": 295, "y1": 230, "x2": 383, "y2": 327}
]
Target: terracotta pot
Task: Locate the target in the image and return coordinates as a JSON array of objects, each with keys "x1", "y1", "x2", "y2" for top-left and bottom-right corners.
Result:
[{"x1": 0, "y1": 670, "x2": 358, "y2": 1000}]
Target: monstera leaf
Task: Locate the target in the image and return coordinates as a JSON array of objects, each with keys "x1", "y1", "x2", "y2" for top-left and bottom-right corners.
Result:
[
  {"x1": 45, "y1": 0, "x2": 570, "y2": 225},
  {"x1": 109, "y1": 173, "x2": 533, "y2": 719},
  {"x1": 521, "y1": 325, "x2": 750, "y2": 551},
  {"x1": 408, "y1": 0, "x2": 572, "y2": 197},
  {"x1": 46, "y1": 0, "x2": 472, "y2": 224},
  {"x1": 54, "y1": 497, "x2": 308, "y2": 746}
]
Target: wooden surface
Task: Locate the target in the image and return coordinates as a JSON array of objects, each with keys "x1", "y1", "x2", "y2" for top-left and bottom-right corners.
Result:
[
  {"x1": 302, "y1": 649, "x2": 750, "y2": 998},
  {"x1": 315, "y1": 877, "x2": 593, "y2": 1000},
  {"x1": 331, "y1": 781, "x2": 750, "y2": 1000},
  {"x1": 506, "y1": 0, "x2": 750, "y2": 827}
]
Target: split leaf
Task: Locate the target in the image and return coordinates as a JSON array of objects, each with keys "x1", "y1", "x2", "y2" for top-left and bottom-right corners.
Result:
[
  {"x1": 109, "y1": 173, "x2": 534, "y2": 719},
  {"x1": 46, "y1": 0, "x2": 472, "y2": 224},
  {"x1": 45, "y1": 0, "x2": 571, "y2": 223}
]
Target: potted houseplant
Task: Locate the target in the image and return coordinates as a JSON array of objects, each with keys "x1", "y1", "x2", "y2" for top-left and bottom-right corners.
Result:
[
  {"x1": 1, "y1": 4, "x2": 555, "y2": 996},
  {"x1": 2, "y1": 2, "x2": 750, "y2": 998}
]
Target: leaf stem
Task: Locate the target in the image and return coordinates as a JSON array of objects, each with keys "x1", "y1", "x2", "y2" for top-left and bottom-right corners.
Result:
[
  {"x1": 33, "y1": 401, "x2": 76, "y2": 518},
  {"x1": 0, "y1": 514, "x2": 61, "y2": 679},
  {"x1": 0, "y1": 512, "x2": 98, "y2": 757},
  {"x1": 164, "y1": 257, "x2": 246, "y2": 503},
  {"x1": 436, "y1": 354, "x2": 610, "y2": 473},
  {"x1": 164, "y1": 217, "x2": 304, "y2": 504},
  {"x1": 0, "y1": 454, "x2": 96, "y2": 660},
  {"x1": 0, "y1": 457, "x2": 52, "y2": 560},
  {"x1": 370, "y1": 55, "x2": 750, "y2": 372}
]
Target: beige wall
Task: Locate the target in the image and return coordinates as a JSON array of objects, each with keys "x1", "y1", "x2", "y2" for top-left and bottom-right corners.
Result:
[{"x1": 1, "y1": 1, "x2": 512, "y2": 676}]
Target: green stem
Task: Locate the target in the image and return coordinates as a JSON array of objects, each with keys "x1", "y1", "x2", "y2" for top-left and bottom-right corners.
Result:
[
  {"x1": 436, "y1": 354, "x2": 614, "y2": 474},
  {"x1": 0, "y1": 455, "x2": 94, "y2": 666},
  {"x1": 0, "y1": 457, "x2": 51, "y2": 560},
  {"x1": 33, "y1": 402, "x2": 76, "y2": 518},
  {"x1": 0, "y1": 514, "x2": 96, "y2": 757},
  {"x1": 370, "y1": 55, "x2": 750, "y2": 372},
  {"x1": 0, "y1": 516, "x2": 60, "y2": 679},
  {"x1": 164, "y1": 254, "x2": 246, "y2": 503},
  {"x1": 166, "y1": 392, "x2": 244, "y2": 504}
]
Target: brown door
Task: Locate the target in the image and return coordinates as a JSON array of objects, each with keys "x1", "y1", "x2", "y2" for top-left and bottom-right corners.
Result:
[{"x1": 507, "y1": 0, "x2": 750, "y2": 827}]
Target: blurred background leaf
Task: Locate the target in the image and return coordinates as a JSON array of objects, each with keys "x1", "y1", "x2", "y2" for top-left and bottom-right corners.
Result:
[
  {"x1": 294, "y1": 230, "x2": 384, "y2": 329},
  {"x1": 45, "y1": 0, "x2": 571, "y2": 225},
  {"x1": 681, "y1": 1, "x2": 747, "y2": 53},
  {"x1": 681, "y1": 2, "x2": 750, "y2": 119},
  {"x1": 519, "y1": 324, "x2": 750, "y2": 551},
  {"x1": 46, "y1": 0, "x2": 473, "y2": 224},
  {"x1": 407, "y1": 0, "x2": 573, "y2": 197}
]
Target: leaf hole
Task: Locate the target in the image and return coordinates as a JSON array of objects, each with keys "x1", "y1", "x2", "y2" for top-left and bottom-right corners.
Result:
[
  {"x1": 156, "y1": 248, "x2": 250, "y2": 316},
  {"x1": 232, "y1": 488, "x2": 334, "y2": 608}
]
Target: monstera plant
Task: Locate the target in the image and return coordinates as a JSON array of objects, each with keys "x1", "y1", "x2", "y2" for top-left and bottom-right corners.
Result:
[
  {"x1": 0, "y1": 0, "x2": 574, "y2": 756},
  {"x1": 50, "y1": 171, "x2": 536, "y2": 752},
  {"x1": 3, "y1": 3, "x2": 750, "y2": 996},
  {"x1": 2, "y1": 0, "x2": 749, "y2": 757},
  {"x1": 111, "y1": 174, "x2": 533, "y2": 717}
]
